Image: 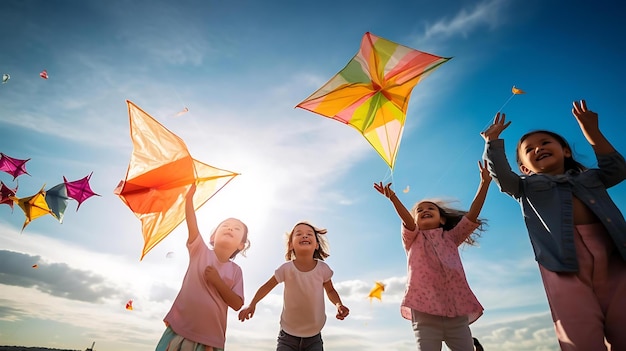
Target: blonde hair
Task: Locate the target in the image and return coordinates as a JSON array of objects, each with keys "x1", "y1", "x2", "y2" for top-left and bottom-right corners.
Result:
[
  {"x1": 285, "y1": 221, "x2": 330, "y2": 261},
  {"x1": 209, "y1": 217, "x2": 251, "y2": 259},
  {"x1": 411, "y1": 199, "x2": 486, "y2": 246}
]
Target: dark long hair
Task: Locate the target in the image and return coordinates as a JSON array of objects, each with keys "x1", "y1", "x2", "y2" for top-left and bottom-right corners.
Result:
[{"x1": 411, "y1": 199, "x2": 486, "y2": 246}]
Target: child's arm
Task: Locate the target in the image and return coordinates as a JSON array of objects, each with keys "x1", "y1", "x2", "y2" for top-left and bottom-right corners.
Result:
[
  {"x1": 185, "y1": 183, "x2": 200, "y2": 245},
  {"x1": 466, "y1": 160, "x2": 492, "y2": 223},
  {"x1": 481, "y1": 112, "x2": 522, "y2": 198},
  {"x1": 323, "y1": 279, "x2": 350, "y2": 320},
  {"x1": 572, "y1": 100, "x2": 616, "y2": 155},
  {"x1": 373, "y1": 182, "x2": 416, "y2": 231},
  {"x1": 204, "y1": 266, "x2": 244, "y2": 310},
  {"x1": 238, "y1": 276, "x2": 279, "y2": 321}
]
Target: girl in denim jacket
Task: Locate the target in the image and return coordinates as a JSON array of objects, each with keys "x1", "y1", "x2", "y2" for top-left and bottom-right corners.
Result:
[{"x1": 482, "y1": 100, "x2": 626, "y2": 351}]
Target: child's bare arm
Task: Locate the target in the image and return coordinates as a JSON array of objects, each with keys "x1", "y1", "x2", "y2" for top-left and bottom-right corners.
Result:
[
  {"x1": 466, "y1": 160, "x2": 492, "y2": 223},
  {"x1": 373, "y1": 182, "x2": 416, "y2": 231},
  {"x1": 185, "y1": 183, "x2": 200, "y2": 245},
  {"x1": 323, "y1": 279, "x2": 349, "y2": 320},
  {"x1": 238, "y1": 276, "x2": 279, "y2": 321},
  {"x1": 204, "y1": 266, "x2": 244, "y2": 310}
]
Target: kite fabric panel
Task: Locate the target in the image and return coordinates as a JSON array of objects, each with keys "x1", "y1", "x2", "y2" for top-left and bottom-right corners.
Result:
[
  {"x1": 14, "y1": 185, "x2": 54, "y2": 231},
  {"x1": 368, "y1": 281, "x2": 386, "y2": 301},
  {"x1": 0, "y1": 181, "x2": 17, "y2": 209},
  {"x1": 296, "y1": 32, "x2": 451, "y2": 170},
  {"x1": 114, "y1": 100, "x2": 239, "y2": 260},
  {"x1": 64, "y1": 172, "x2": 100, "y2": 210},
  {"x1": 45, "y1": 183, "x2": 70, "y2": 223},
  {"x1": 0, "y1": 153, "x2": 30, "y2": 180}
]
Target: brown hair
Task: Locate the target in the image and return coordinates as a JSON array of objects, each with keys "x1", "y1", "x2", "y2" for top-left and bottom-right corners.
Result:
[{"x1": 285, "y1": 221, "x2": 330, "y2": 261}]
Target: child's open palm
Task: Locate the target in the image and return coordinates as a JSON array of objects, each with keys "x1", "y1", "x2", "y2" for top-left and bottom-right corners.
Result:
[
  {"x1": 374, "y1": 182, "x2": 395, "y2": 199},
  {"x1": 572, "y1": 99, "x2": 599, "y2": 133},
  {"x1": 481, "y1": 112, "x2": 511, "y2": 141}
]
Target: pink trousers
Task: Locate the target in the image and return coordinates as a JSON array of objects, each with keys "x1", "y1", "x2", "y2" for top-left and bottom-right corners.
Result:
[{"x1": 539, "y1": 223, "x2": 626, "y2": 351}]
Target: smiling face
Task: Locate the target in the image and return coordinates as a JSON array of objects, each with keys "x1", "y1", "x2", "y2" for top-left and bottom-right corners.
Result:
[
  {"x1": 517, "y1": 132, "x2": 571, "y2": 175},
  {"x1": 415, "y1": 201, "x2": 445, "y2": 230},
  {"x1": 289, "y1": 223, "x2": 319, "y2": 257}
]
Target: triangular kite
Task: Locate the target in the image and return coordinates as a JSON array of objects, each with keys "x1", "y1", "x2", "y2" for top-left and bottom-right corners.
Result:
[{"x1": 114, "y1": 100, "x2": 239, "y2": 260}]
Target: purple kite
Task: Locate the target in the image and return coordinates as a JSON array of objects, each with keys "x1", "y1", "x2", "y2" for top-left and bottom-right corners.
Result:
[
  {"x1": 63, "y1": 172, "x2": 100, "y2": 210},
  {"x1": 0, "y1": 153, "x2": 30, "y2": 180}
]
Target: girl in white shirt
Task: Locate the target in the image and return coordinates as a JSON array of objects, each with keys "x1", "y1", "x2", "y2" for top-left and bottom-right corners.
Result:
[{"x1": 238, "y1": 221, "x2": 349, "y2": 351}]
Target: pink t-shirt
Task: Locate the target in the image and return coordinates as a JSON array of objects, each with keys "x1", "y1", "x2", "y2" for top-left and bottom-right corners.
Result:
[
  {"x1": 400, "y1": 216, "x2": 483, "y2": 323},
  {"x1": 163, "y1": 235, "x2": 244, "y2": 348}
]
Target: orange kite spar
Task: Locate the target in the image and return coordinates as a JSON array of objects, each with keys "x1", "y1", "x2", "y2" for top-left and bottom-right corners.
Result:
[{"x1": 114, "y1": 100, "x2": 239, "y2": 260}]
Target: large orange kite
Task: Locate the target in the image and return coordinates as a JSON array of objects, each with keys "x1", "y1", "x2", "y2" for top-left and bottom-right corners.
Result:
[{"x1": 114, "y1": 100, "x2": 239, "y2": 260}]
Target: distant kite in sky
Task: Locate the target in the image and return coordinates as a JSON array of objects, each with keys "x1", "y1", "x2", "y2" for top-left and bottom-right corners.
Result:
[
  {"x1": 63, "y1": 173, "x2": 100, "y2": 210},
  {"x1": 368, "y1": 281, "x2": 386, "y2": 301},
  {"x1": 2, "y1": 74, "x2": 9, "y2": 84},
  {"x1": 511, "y1": 86, "x2": 525, "y2": 95},
  {"x1": 402, "y1": 185, "x2": 410, "y2": 193},
  {"x1": 32, "y1": 264, "x2": 38, "y2": 269},
  {"x1": 45, "y1": 183, "x2": 70, "y2": 223},
  {"x1": 497, "y1": 85, "x2": 526, "y2": 112},
  {"x1": 14, "y1": 185, "x2": 54, "y2": 231},
  {"x1": 0, "y1": 153, "x2": 31, "y2": 180},
  {"x1": 115, "y1": 100, "x2": 239, "y2": 260},
  {"x1": 175, "y1": 107, "x2": 189, "y2": 117},
  {"x1": 125, "y1": 299, "x2": 133, "y2": 310},
  {"x1": 39, "y1": 70, "x2": 48, "y2": 79},
  {"x1": 296, "y1": 32, "x2": 451, "y2": 170},
  {"x1": 0, "y1": 181, "x2": 17, "y2": 210}
]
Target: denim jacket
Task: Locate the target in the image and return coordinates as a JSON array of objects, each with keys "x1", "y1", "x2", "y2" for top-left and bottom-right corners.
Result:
[{"x1": 484, "y1": 139, "x2": 626, "y2": 272}]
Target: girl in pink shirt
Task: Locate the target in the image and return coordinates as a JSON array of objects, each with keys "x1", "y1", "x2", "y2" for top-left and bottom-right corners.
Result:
[
  {"x1": 156, "y1": 184, "x2": 251, "y2": 351},
  {"x1": 238, "y1": 221, "x2": 350, "y2": 351},
  {"x1": 374, "y1": 160, "x2": 491, "y2": 351}
]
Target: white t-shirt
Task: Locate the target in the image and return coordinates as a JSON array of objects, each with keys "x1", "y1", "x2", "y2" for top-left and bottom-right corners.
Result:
[{"x1": 274, "y1": 260, "x2": 333, "y2": 337}]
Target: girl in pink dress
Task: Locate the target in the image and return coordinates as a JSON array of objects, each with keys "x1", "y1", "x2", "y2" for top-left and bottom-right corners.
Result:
[{"x1": 374, "y1": 161, "x2": 491, "y2": 351}]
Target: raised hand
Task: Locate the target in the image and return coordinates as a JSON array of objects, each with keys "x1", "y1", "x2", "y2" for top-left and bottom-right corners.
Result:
[
  {"x1": 481, "y1": 112, "x2": 511, "y2": 141},
  {"x1": 373, "y1": 182, "x2": 395, "y2": 199},
  {"x1": 572, "y1": 99, "x2": 599, "y2": 133},
  {"x1": 478, "y1": 160, "x2": 492, "y2": 184}
]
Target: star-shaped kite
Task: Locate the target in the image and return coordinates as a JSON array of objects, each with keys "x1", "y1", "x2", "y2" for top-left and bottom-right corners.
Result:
[
  {"x1": 0, "y1": 153, "x2": 30, "y2": 180},
  {"x1": 297, "y1": 32, "x2": 451, "y2": 170},
  {"x1": 64, "y1": 173, "x2": 100, "y2": 210},
  {"x1": 14, "y1": 185, "x2": 54, "y2": 231}
]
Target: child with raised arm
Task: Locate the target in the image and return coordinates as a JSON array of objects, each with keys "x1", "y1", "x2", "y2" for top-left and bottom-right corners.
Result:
[
  {"x1": 373, "y1": 161, "x2": 491, "y2": 351},
  {"x1": 156, "y1": 183, "x2": 251, "y2": 351},
  {"x1": 238, "y1": 221, "x2": 349, "y2": 351},
  {"x1": 481, "y1": 99, "x2": 626, "y2": 350}
]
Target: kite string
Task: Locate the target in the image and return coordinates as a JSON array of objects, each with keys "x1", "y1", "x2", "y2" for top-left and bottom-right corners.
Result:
[{"x1": 496, "y1": 93, "x2": 515, "y2": 114}]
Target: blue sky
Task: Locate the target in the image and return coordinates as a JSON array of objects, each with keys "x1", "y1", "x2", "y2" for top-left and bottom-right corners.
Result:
[{"x1": 1, "y1": 1, "x2": 625, "y2": 350}]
